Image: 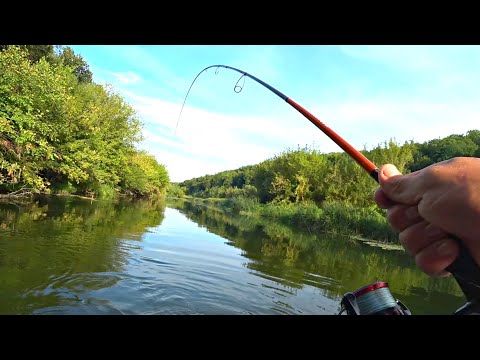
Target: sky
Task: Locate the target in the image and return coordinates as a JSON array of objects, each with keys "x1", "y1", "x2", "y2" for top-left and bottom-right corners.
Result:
[{"x1": 69, "y1": 45, "x2": 480, "y2": 183}]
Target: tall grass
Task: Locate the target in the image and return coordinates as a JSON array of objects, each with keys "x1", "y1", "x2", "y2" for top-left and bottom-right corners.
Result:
[{"x1": 219, "y1": 197, "x2": 398, "y2": 243}]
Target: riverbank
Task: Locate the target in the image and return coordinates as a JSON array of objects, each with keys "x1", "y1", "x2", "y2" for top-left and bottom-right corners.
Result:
[{"x1": 168, "y1": 196, "x2": 400, "y2": 246}]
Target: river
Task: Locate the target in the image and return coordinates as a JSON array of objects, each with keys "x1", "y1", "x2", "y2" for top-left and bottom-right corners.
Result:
[{"x1": 0, "y1": 196, "x2": 465, "y2": 315}]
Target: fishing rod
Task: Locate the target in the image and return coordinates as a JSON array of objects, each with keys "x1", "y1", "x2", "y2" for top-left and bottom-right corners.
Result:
[{"x1": 178, "y1": 64, "x2": 480, "y2": 315}]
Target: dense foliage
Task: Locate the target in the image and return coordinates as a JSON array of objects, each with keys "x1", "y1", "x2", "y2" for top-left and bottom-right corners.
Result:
[
  {"x1": 179, "y1": 133, "x2": 480, "y2": 207},
  {"x1": 0, "y1": 45, "x2": 169, "y2": 198}
]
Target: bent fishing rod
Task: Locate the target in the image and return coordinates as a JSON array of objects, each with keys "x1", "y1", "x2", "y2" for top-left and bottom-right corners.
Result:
[{"x1": 178, "y1": 64, "x2": 480, "y2": 315}]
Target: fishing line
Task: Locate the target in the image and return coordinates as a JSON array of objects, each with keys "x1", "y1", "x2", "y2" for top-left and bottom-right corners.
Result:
[
  {"x1": 234, "y1": 74, "x2": 246, "y2": 93},
  {"x1": 175, "y1": 66, "x2": 246, "y2": 136}
]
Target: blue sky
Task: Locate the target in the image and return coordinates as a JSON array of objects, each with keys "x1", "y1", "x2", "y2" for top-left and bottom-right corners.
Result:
[{"x1": 69, "y1": 45, "x2": 480, "y2": 182}]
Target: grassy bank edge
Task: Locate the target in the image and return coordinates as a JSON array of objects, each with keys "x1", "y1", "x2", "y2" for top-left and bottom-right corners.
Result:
[{"x1": 167, "y1": 196, "x2": 402, "y2": 248}]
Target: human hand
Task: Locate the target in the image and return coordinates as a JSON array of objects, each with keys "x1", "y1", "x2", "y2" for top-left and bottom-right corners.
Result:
[{"x1": 374, "y1": 157, "x2": 480, "y2": 277}]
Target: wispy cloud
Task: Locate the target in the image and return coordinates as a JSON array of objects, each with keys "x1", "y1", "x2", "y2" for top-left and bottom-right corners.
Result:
[
  {"x1": 339, "y1": 45, "x2": 441, "y2": 72},
  {"x1": 109, "y1": 71, "x2": 141, "y2": 85},
  {"x1": 338, "y1": 45, "x2": 480, "y2": 75}
]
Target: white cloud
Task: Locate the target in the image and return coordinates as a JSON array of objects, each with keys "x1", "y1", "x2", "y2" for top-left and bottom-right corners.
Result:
[
  {"x1": 338, "y1": 45, "x2": 480, "y2": 75},
  {"x1": 110, "y1": 71, "x2": 141, "y2": 85},
  {"x1": 148, "y1": 151, "x2": 230, "y2": 183},
  {"x1": 338, "y1": 45, "x2": 440, "y2": 72},
  {"x1": 125, "y1": 93, "x2": 286, "y2": 181}
]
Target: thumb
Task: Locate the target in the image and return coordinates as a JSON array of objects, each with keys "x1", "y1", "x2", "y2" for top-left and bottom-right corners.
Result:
[
  {"x1": 379, "y1": 164, "x2": 402, "y2": 182},
  {"x1": 378, "y1": 164, "x2": 422, "y2": 205}
]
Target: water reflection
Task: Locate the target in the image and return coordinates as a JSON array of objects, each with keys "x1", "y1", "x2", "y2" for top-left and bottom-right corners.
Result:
[
  {"x1": 168, "y1": 198, "x2": 465, "y2": 314},
  {"x1": 0, "y1": 195, "x2": 166, "y2": 314},
  {"x1": 0, "y1": 196, "x2": 466, "y2": 315}
]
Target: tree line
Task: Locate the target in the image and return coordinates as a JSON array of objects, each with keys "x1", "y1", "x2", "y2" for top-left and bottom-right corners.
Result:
[
  {"x1": 0, "y1": 45, "x2": 169, "y2": 198},
  {"x1": 176, "y1": 131, "x2": 480, "y2": 209}
]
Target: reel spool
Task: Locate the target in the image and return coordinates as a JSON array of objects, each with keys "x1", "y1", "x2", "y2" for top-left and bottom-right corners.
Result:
[{"x1": 338, "y1": 282, "x2": 411, "y2": 315}]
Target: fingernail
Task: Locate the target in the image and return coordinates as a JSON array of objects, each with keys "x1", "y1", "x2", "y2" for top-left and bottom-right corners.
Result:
[
  {"x1": 381, "y1": 165, "x2": 401, "y2": 178},
  {"x1": 436, "y1": 240, "x2": 455, "y2": 256}
]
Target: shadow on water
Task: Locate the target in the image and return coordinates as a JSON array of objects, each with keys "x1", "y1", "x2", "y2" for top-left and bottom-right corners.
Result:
[{"x1": 167, "y1": 198, "x2": 466, "y2": 315}]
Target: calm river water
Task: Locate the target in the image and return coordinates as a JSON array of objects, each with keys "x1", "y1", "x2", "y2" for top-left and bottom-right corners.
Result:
[{"x1": 0, "y1": 196, "x2": 465, "y2": 315}]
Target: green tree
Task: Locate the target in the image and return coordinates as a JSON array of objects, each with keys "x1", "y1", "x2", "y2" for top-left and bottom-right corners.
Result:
[
  {"x1": 271, "y1": 174, "x2": 294, "y2": 204},
  {"x1": 466, "y1": 130, "x2": 480, "y2": 157},
  {"x1": 0, "y1": 45, "x2": 55, "y2": 63},
  {"x1": 408, "y1": 134, "x2": 477, "y2": 171},
  {"x1": 294, "y1": 175, "x2": 310, "y2": 203},
  {"x1": 57, "y1": 46, "x2": 93, "y2": 83},
  {"x1": 0, "y1": 45, "x2": 169, "y2": 197},
  {"x1": 122, "y1": 151, "x2": 170, "y2": 197},
  {"x1": 0, "y1": 46, "x2": 77, "y2": 191}
]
